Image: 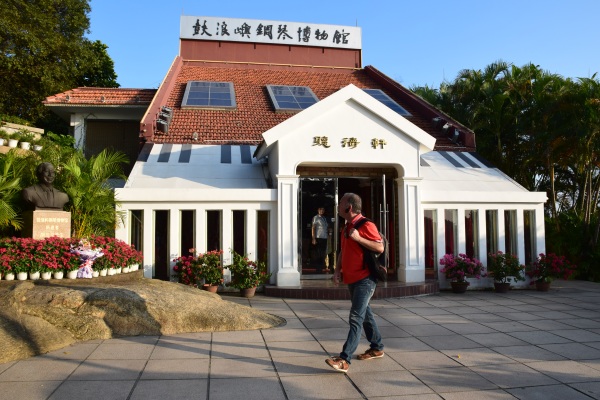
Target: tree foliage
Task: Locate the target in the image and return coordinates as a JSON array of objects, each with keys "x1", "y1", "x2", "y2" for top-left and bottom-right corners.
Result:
[
  {"x1": 0, "y1": 0, "x2": 118, "y2": 127},
  {"x1": 412, "y1": 62, "x2": 600, "y2": 280}
]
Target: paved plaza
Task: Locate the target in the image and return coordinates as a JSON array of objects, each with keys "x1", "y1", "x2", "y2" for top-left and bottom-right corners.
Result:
[{"x1": 1, "y1": 280, "x2": 600, "y2": 399}]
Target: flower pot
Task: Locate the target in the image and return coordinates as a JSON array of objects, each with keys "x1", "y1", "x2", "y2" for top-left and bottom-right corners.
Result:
[
  {"x1": 53, "y1": 271, "x2": 64, "y2": 280},
  {"x1": 41, "y1": 271, "x2": 52, "y2": 280},
  {"x1": 17, "y1": 272, "x2": 28, "y2": 281},
  {"x1": 203, "y1": 284, "x2": 219, "y2": 293},
  {"x1": 107, "y1": 268, "x2": 116, "y2": 276},
  {"x1": 92, "y1": 271, "x2": 100, "y2": 278},
  {"x1": 122, "y1": 266, "x2": 130, "y2": 273},
  {"x1": 4, "y1": 272, "x2": 14, "y2": 281},
  {"x1": 100, "y1": 269, "x2": 108, "y2": 276},
  {"x1": 535, "y1": 281, "x2": 551, "y2": 292},
  {"x1": 115, "y1": 267, "x2": 122, "y2": 274},
  {"x1": 32, "y1": 145, "x2": 43, "y2": 151},
  {"x1": 19, "y1": 141, "x2": 31, "y2": 150},
  {"x1": 8, "y1": 139, "x2": 18, "y2": 148},
  {"x1": 240, "y1": 287, "x2": 257, "y2": 298},
  {"x1": 494, "y1": 282, "x2": 511, "y2": 293},
  {"x1": 129, "y1": 264, "x2": 139, "y2": 271},
  {"x1": 67, "y1": 270, "x2": 78, "y2": 279},
  {"x1": 0, "y1": 138, "x2": 5, "y2": 146},
  {"x1": 29, "y1": 271, "x2": 40, "y2": 280},
  {"x1": 450, "y1": 281, "x2": 469, "y2": 294}
]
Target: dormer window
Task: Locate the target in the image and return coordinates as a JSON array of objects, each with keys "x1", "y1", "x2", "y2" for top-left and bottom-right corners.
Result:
[
  {"x1": 363, "y1": 89, "x2": 411, "y2": 117},
  {"x1": 181, "y1": 81, "x2": 236, "y2": 109},
  {"x1": 266, "y1": 85, "x2": 319, "y2": 112}
]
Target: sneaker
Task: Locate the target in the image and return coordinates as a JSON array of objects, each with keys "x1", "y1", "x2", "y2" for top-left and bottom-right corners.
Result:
[
  {"x1": 357, "y1": 348, "x2": 384, "y2": 360},
  {"x1": 325, "y1": 356, "x2": 349, "y2": 373}
]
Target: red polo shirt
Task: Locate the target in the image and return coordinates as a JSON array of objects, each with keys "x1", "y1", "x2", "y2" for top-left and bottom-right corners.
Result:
[{"x1": 340, "y1": 214, "x2": 381, "y2": 284}]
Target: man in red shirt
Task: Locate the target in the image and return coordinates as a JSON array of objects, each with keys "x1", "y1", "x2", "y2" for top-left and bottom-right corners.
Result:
[{"x1": 325, "y1": 193, "x2": 385, "y2": 373}]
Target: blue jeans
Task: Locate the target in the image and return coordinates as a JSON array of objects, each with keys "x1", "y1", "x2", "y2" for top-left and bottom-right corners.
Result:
[{"x1": 340, "y1": 277, "x2": 383, "y2": 363}]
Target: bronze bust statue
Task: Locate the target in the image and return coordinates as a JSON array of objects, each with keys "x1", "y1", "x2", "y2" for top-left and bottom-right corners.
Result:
[{"x1": 22, "y1": 162, "x2": 69, "y2": 210}]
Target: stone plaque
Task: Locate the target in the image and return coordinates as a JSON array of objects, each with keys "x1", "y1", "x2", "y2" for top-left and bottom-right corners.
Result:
[{"x1": 22, "y1": 210, "x2": 71, "y2": 239}]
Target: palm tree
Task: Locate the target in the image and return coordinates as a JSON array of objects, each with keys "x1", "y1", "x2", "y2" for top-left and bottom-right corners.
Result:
[
  {"x1": 61, "y1": 149, "x2": 129, "y2": 238},
  {"x1": 0, "y1": 151, "x2": 26, "y2": 231}
]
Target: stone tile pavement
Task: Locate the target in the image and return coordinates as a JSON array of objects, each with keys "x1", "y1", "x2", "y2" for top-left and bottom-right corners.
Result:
[{"x1": 0, "y1": 280, "x2": 600, "y2": 399}]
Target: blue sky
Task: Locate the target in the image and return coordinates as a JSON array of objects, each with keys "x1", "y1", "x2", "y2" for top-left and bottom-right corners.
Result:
[{"x1": 87, "y1": 0, "x2": 599, "y2": 90}]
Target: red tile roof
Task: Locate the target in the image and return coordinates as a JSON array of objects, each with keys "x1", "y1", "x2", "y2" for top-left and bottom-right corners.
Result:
[
  {"x1": 148, "y1": 61, "x2": 474, "y2": 151},
  {"x1": 44, "y1": 87, "x2": 156, "y2": 105},
  {"x1": 145, "y1": 61, "x2": 474, "y2": 150},
  {"x1": 43, "y1": 66, "x2": 474, "y2": 151}
]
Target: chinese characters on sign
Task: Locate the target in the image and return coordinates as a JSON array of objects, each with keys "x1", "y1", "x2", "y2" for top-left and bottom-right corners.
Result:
[
  {"x1": 35, "y1": 216, "x2": 70, "y2": 238},
  {"x1": 181, "y1": 16, "x2": 361, "y2": 50},
  {"x1": 313, "y1": 136, "x2": 387, "y2": 149},
  {"x1": 24, "y1": 210, "x2": 71, "y2": 240}
]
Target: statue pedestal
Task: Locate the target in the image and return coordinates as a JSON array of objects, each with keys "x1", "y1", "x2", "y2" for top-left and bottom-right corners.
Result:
[{"x1": 22, "y1": 210, "x2": 71, "y2": 239}]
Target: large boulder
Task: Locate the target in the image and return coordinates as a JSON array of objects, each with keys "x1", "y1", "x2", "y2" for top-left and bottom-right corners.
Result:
[{"x1": 0, "y1": 271, "x2": 284, "y2": 363}]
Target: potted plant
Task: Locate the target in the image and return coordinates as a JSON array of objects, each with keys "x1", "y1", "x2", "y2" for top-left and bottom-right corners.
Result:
[
  {"x1": 439, "y1": 253, "x2": 486, "y2": 293},
  {"x1": 173, "y1": 249, "x2": 224, "y2": 292},
  {"x1": 226, "y1": 250, "x2": 272, "y2": 297},
  {"x1": 89, "y1": 236, "x2": 140, "y2": 275},
  {"x1": 525, "y1": 253, "x2": 576, "y2": 291},
  {"x1": 3, "y1": 238, "x2": 34, "y2": 280},
  {"x1": 195, "y1": 250, "x2": 224, "y2": 291},
  {"x1": 173, "y1": 254, "x2": 201, "y2": 287},
  {"x1": 126, "y1": 244, "x2": 143, "y2": 271},
  {"x1": 487, "y1": 251, "x2": 525, "y2": 292},
  {"x1": 6, "y1": 132, "x2": 18, "y2": 148}
]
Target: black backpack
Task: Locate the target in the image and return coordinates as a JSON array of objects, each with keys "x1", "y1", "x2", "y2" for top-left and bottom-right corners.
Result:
[{"x1": 353, "y1": 217, "x2": 389, "y2": 281}]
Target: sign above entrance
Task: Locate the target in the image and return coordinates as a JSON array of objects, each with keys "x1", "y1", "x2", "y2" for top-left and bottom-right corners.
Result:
[
  {"x1": 180, "y1": 16, "x2": 362, "y2": 50},
  {"x1": 313, "y1": 136, "x2": 387, "y2": 149}
]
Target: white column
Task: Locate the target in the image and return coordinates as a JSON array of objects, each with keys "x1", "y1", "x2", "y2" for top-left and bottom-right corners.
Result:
[
  {"x1": 222, "y1": 208, "x2": 233, "y2": 266},
  {"x1": 71, "y1": 114, "x2": 85, "y2": 150},
  {"x1": 195, "y1": 207, "x2": 206, "y2": 254},
  {"x1": 477, "y1": 208, "x2": 487, "y2": 265},
  {"x1": 516, "y1": 208, "x2": 525, "y2": 263},
  {"x1": 399, "y1": 177, "x2": 425, "y2": 283},
  {"x1": 246, "y1": 209, "x2": 257, "y2": 259},
  {"x1": 115, "y1": 205, "x2": 128, "y2": 243},
  {"x1": 142, "y1": 207, "x2": 154, "y2": 278},
  {"x1": 435, "y1": 207, "x2": 446, "y2": 283},
  {"x1": 457, "y1": 209, "x2": 466, "y2": 255},
  {"x1": 275, "y1": 175, "x2": 300, "y2": 286},
  {"x1": 168, "y1": 208, "x2": 180, "y2": 281},
  {"x1": 497, "y1": 208, "x2": 506, "y2": 253},
  {"x1": 535, "y1": 205, "x2": 546, "y2": 255}
]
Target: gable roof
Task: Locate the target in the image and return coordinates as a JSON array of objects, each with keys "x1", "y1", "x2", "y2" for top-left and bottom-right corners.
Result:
[{"x1": 256, "y1": 83, "x2": 436, "y2": 161}]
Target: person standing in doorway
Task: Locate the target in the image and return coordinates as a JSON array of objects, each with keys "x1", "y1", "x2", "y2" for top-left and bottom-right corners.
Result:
[
  {"x1": 311, "y1": 206, "x2": 329, "y2": 273},
  {"x1": 325, "y1": 193, "x2": 384, "y2": 373}
]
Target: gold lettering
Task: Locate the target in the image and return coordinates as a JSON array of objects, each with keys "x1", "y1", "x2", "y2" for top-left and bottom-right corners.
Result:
[
  {"x1": 312, "y1": 136, "x2": 331, "y2": 148},
  {"x1": 371, "y1": 138, "x2": 387, "y2": 149},
  {"x1": 341, "y1": 137, "x2": 359, "y2": 149}
]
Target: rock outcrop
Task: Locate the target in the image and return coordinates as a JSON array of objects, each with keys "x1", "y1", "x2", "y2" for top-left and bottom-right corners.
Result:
[{"x1": 0, "y1": 271, "x2": 284, "y2": 363}]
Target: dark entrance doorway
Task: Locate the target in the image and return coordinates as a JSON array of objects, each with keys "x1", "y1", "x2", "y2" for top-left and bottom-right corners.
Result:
[
  {"x1": 299, "y1": 178, "x2": 336, "y2": 275},
  {"x1": 299, "y1": 173, "x2": 397, "y2": 280}
]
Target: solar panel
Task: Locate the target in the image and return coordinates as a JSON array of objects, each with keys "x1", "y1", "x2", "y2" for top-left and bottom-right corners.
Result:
[
  {"x1": 363, "y1": 89, "x2": 411, "y2": 116},
  {"x1": 266, "y1": 85, "x2": 319, "y2": 111},
  {"x1": 182, "y1": 81, "x2": 236, "y2": 108}
]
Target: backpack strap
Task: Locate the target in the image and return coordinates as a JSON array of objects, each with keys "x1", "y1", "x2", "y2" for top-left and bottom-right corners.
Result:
[{"x1": 353, "y1": 216, "x2": 370, "y2": 230}]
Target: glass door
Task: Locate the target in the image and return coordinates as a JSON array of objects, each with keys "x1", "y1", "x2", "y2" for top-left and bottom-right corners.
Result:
[
  {"x1": 299, "y1": 174, "x2": 396, "y2": 280},
  {"x1": 299, "y1": 178, "x2": 336, "y2": 276}
]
